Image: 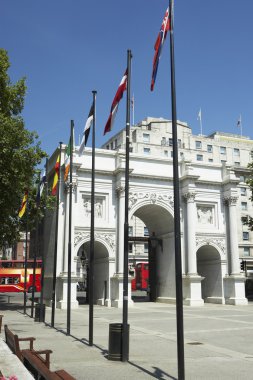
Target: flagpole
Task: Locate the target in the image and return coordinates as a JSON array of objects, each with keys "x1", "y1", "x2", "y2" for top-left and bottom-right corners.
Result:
[
  {"x1": 39, "y1": 159, "x2": 48, "y2": 322},
  {"x1": 67, "y1": 121, "x2": 74, "y2": 336},
  {"x1": 23, "y1": 201, "x2": 29, "y2": 315},
  {"x1": 51, "y1": 143, "x2": 62, "y2": 328},
  {"x1": 89, "y1": 90, "x2": 96, "y2": 346},
  {"x1": 122, "y1": 49, "x2": 132, "y2": 362},
  {"x1": 169, "y1": 1, "x2": 185, "y2": 379}
]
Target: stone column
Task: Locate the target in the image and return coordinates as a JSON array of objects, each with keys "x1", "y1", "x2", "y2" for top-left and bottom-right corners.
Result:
[
  {"x1": 224, "y1": 196, "x2": 240, "y2": 275},
  {"x1": 183, "y1": 191, "x2": 197, "y2": 275}
]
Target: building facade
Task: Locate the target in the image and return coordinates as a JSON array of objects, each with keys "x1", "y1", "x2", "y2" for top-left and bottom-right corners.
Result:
[{"x1": 43, "y1": 117, "x2": 252, "y2": 309}]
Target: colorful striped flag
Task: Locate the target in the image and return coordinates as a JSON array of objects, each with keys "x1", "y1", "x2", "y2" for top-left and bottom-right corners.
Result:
[
  {"x1": 104, "y1": 69, "x2": 128, "y2": 135},
  {"x1": 18, "y1": 190, "x2": 28, "y2": 218},
  {"x1": 64, "y1": 139, "x2": 71, "y2": 182},
  {"x1": 36, "y1": 170, "x2": 46, "y2": 206},
  {"x1": 79, "y1": 102, "x2": 94, "y2": 155},
  {"x1": 52, "y1": 155, "x2": 60, "y2": 196},
  {"x1": 151, "y1": 5, "x2": 171, "y2": 91}
]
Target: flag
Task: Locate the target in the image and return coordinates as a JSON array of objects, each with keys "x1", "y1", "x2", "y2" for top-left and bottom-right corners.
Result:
[
  {"x1": 64, "y1": 139, "x2": 71, "y2": 182},
  {"x1": 237, "y1": 115, "x2": 242, "y2": 128},
  {"x1": 36, "y1": 170, "x2": 46, "y2": 206},
  {"x1": 52, "y1": 155, "x2": 60, "y2": 196},
  {"x1": 150, "y1": 5, "x2": 171, "y2": 91},
  {"x1": 104, "y1": 69, "x2": 128, "y2": 135},
  {"x1": 18, "y1": 190, "x2": 28, "y2": 218},
  {"x1": 79, "y1": 102, "x2": 94, "y2": 155}
]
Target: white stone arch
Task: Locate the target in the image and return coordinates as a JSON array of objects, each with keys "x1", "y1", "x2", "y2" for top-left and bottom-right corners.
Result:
[
  {"x1": 196, "y1": 237, "x2": 226, "y2": 259},
  {"x1": 129, "y1": 192, "x2": 174, "y2": 221},
  {"x1": 74, "y1": 231, "x2": 115, "y2": 259}
]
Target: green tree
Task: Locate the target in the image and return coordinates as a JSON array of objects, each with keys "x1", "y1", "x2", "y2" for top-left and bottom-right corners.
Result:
[{"x1": 0, "y1": 49, "x2": 47, "y2": 247}]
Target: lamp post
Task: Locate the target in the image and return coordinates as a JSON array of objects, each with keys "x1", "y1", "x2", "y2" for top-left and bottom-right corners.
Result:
[{"x1": 148, "y1": 233, "x2": 163, "y2": 302}]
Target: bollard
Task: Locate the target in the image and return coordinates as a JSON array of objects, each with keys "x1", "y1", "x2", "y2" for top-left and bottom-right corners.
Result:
[{"x1": 108, "y1": 323, "x2": 129, "y2": 361}]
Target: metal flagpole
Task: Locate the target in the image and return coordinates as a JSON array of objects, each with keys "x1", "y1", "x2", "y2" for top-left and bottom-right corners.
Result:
[
  {"x1": 51, "y1": 144, "x2": 62, "y2": 327},
  {"x1": 169, "y1": 1, "x2": 185, "y2": 379},
  {"x1": 122, "y1": 49, "x2": 132, "y2": 362},
  {"x1": 67, "y1": 121, "x2": 74, "y2": 336},
  {"x1": 89, "y1": 90, "x2": 96, "y2": 346},
  {"x1": 23, "y1": 201, "x2": 29, "y2": 315}
]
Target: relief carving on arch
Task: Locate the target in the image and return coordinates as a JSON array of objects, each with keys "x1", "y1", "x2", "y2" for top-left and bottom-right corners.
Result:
[
  {"x1": 74, "y1": 231, "x2": 115, "y2": 250},
  {"x1": 196, "y1": 236, "x2": 225, "y2": 254},
  {"x1": 82, "y1": 196, "x2": 104, "y2": 219},
  {"x1": 129, "y1": 191, "x2": 174, "y2": 210}
]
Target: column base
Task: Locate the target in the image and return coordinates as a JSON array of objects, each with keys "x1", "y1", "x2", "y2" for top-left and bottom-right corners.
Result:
[
  {"x1": 183, "y1": 274, "x2": 204, "y2": 306},
  {"x1": 224, "y1": 274, "x2": 248, "y2": 305},
  {"x1": 110, "y1": 274, "x2": 134, "y2": 308}
]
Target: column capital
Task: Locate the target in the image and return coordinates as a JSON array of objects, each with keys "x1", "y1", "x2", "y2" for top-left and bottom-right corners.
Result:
[
  {"x1": 115, "y1": 186, "x2": 125, "y2": 198},
  {"x1": 224, "y1": 195, "x2": 238, "y2": 206},
  {"x1": 183, "y1": 191, "x2": 196, "y2": 203}
]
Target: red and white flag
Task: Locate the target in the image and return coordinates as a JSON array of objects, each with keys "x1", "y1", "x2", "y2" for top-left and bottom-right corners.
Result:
[{"x1": 104, "y1": 69, "x2": 128, "y2": 135}]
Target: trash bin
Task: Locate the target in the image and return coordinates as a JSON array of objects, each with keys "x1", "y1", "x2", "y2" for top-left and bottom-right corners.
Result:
[
  {"x1": 108, "y1": 323, "x2": 129, "y2": 361},
  {"x1": 34, "y1": 303, "x2": 45, "y2": 322}
]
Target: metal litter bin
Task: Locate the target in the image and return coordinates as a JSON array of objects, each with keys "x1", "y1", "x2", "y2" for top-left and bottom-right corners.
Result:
[
  {"x1": 34, "y1": 303, "x2": 45, "y2": 322},
  {"x1": 108, "y1": 323, "x2": 129, "y2": 361}
]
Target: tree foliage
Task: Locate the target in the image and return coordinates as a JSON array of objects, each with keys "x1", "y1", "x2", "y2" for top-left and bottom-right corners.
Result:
[{"x1": 0, "y1": 49, "x2": 47, "y2": 247}]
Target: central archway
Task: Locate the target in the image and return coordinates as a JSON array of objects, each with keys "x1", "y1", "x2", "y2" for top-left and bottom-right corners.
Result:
[{"x1": 130, "y1": 201, "x2": 175, "y2": 303}]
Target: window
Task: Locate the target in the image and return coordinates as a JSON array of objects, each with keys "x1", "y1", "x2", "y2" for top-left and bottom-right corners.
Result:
[
  {"x1": 144, "y1": 243, "x2": 149, "y2": 253},
  {"x1": 129, "y1": 147, "x2": 133, "y2": 153},
  {"x1": 234, "y1": 162, "x2": 240, "y2": 166},
  {"x1": 195, "y1": 141, "x2": 202, "y2": 149},
  {"x1": 243, "y1": 247, "x2": 250, "y2": 256},
  {"x1": 110, "y1": 142, "x2": 114, "y2": 150},
  {"x1": 169, "y1": 138, "x2": 173, "y2": 146},
  {"x1": 240, "y1": 175, "x2": 245, "y2": 183},
  {"x1": 144, "y1": 227, "x2": 149, "y2": 236},
  {"x1": 143, "y1": 147, "x2": 150, "y2": 155},
  {"x1": 240, "y1": 187, "x2": 247, "y2": 196},
  {"x1": 171, "y1": 151, "x2": 173, "y2": 157},
  {"x1": 243, "y1": 232, "x2": 249, "y2": 240},
  {"x1": 221, "y1": 159, "x2": 226, "y2": 163},
  {"x1": 164, "y1": 150, "x2": 168, "y2": 157},
  {"x1": 128, "y1": 243, "x2": 133, "y2": 253},
  {"x1": 128, "y1": 226, "x2": 133, "y2": 236},
  {"x1": 241, "y1": 202, "x2": 247, "y2": 210},
  {"x1": 208, "y1": 158, "x2": 213, "y2": 163},
  {"x1": 197, "y1": 154, "x2": 203, "y2": 161},
  {"x1": 115, "y1": 139, "x2": 118, "y2": 149},
  {"x1": 178, "y1": 139, "x2": 182, "y2": 148},
  {"x1": 161, "y1": 137, "x2": 166, "y2": 146},
  {"x1": 220, "y1": 146, "x2": 226, "y2": 154},
  {"x1": 106, "y1": 145, "x2": 109, "y2": 150},
  {"x1": 143, "y1": 133, "x2": 150, "y2": 143},
  {"x1": 207, "y1": 145, "x2": 213, "y2": 153},
  {"x1": 234, "y1": 148, "x2": 240, "y2": 156}
]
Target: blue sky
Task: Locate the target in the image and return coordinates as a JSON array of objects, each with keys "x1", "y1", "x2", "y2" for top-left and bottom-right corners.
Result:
[{"x1": 2, "y1": 0, "x2": 253, "y2": 158}]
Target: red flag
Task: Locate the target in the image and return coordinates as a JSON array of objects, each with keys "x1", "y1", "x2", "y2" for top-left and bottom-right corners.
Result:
[
  {"x1": 151, "y1": 5, "x2": 171, "y2": 91},
  {"x1": 104, "y1": 69, "x2": 128, "y2": 135}
]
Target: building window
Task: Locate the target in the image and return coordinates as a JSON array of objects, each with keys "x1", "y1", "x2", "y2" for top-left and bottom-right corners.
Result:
[
  {"x1": 208, "y1": 158, "x2": 213, "y2": 163},
  {"x1": 178, "y1": 139, "x2": 182, "y2": 148},
  {"x1": 164, "y1": 150, "x2": 168, "y2": 157},
  {"x1": 207, "y1": 145, "x2": 213, "y2": 153},
  {"x1": 221, "y1": 159, "x2": 226, "y2": 163},
  {"x1": 234, "y1": 162, "x2": 240, "y2": 166},
  {"x1": 143, "y1": 133, "x2": 150, "y2": 143},
  {"x1": 243, "y1": 247, "x2": 250, "y2": 256},
  {"x1": 110, "y1": 142, "x2": 114, "y2": 150},
  {"x1": 161, "y1": 137, "x2": 166, "y2": 146},
  {"x1": 240, "y1": 187, "x2": 247, "y2": 196},
  {"x1": 171, "y1": 151, "x2": 173, "y2": 157},
  {"x1": 195, "y1": 141, "x2": 202, "y2": 149},
  {"x1": 169, "y1": 138, "x2": 173, "y2": 146},
  {"x1": 129, "y1": 243, "x2": 133, "y2": 253},
  {"x1": 240, "y1": 175, "x2": 246, "y2": 183},
  {"x1": 144, "y1": 227, "x2": 149, "y2": 236},
  {"x1": 243, "y1": 232, "x2": 249, "y2": 240},
  {"x1": 106, "y1": 145, "x2": 109, "y2": 150},
  {"x1": 115, "y1": 139, "x2": 118, "y2": 149},
  {"x1": 128, "y1": 226, "x2": 133, "y2": 236},
  {"x1": 129, "y1": 147, "x2": 133, "y2": 153},
  {"x1": 241, "y1": 202, "x2": 247, "y2": 210},
  {"x1": 143, "y1": 147, "x2": 150, "y2": 155},
  {"x1": 144, "y1": 243, "x2": 149, "y2": 253},
  {"x1": 220, "y1": 146, "x2": 226, "y2": 154},
  {"x1": 234, "y1": 148, "x2": 240, "y2": 156},
  {"x1": 197, "y1": 154, "x2": 203, "y2": 161}
]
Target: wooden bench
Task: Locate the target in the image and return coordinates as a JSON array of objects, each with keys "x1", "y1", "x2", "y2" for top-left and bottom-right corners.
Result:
[
  {"x1": 22, "y1": 349, "x2": 76, "y2": 380},
  {"x1": 4, "y1": 324, "x2": 52, "y2": 368}
]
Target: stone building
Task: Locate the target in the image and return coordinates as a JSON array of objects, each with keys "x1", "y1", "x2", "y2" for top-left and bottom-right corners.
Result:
[{"x1": 42, "y1": 117, "x2": 253, "y2": 309}]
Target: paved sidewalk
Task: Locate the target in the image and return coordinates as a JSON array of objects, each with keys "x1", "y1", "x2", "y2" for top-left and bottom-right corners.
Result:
[{"x1": 1, "y1": 295, "x2": 253, "y2": 379}]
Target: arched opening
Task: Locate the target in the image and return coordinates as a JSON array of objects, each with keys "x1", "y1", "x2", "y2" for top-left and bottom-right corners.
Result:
[
  {"x1": 129, "y1": 202, "x2": 174, "y2": 303},
  {"x1": 197, "y1": 245, "x2": 223, "y2": 303},
  {"x1": 76, "y1": 240, "x2": 109, "y2": 305}
]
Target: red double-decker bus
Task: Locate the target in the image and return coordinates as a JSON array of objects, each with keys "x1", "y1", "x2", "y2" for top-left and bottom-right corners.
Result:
[
  {"x1": 131, "y1": 262, "x2": 149, "y2": 291},
  {"x1": 0, "y1": 260, "x2": 42, "y2": 293}
]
